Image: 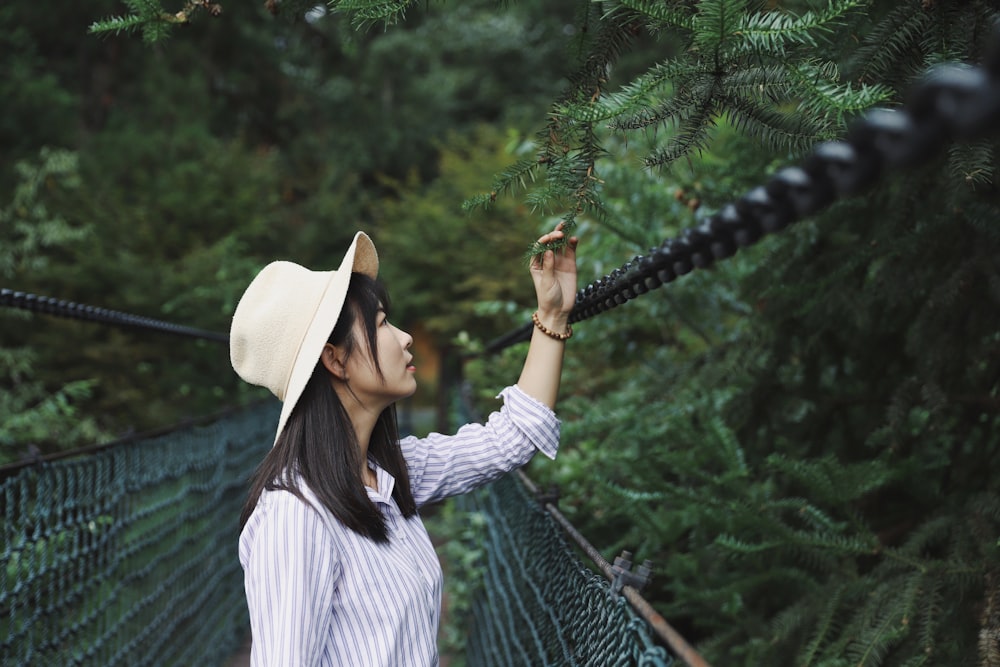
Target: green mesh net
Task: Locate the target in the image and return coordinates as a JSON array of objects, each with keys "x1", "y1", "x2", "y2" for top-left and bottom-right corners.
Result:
[
  {"x1": 3, "y1": 402, "x2": 673, "y2": 666},
  {"x1": 0, "y1": 402, "x2": 277, "y2": 666},
  {"x1": 458, "y1": 474, "x2": 674, "y2": 667}
]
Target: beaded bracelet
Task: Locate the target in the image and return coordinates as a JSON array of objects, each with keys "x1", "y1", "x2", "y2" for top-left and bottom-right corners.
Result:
[{"x1": 531, "y1": 311, "x2": 573, "y2": 341}]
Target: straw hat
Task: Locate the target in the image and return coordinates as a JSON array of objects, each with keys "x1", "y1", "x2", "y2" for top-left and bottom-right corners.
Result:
[{"x1": 230, "y1": 232, "x2": 379, "y2": 444}]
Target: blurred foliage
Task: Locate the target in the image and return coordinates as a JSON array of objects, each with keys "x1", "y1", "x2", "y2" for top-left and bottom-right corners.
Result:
[
  {"x1": 372, "y1": 125, "x2": 547, "y2": 339},
  {"x1": 422, "y1": 500, "x2": 488, "y2": 667},
  {"x1": 0, "y1": 150, "x2": 107, "y2": 460},
  {"x1": 1, "y1": 0, "x2": 571, "y2": 460}
]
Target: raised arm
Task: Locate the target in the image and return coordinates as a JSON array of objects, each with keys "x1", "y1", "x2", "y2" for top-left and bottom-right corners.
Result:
[{"x1": 516, "y1": 223, "x2": 579, "y2": 410}]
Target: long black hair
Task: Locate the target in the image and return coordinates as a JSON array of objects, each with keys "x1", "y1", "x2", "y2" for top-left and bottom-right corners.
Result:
[{"x1": 239, "y1": 273, "x2": 418, "y2": 542}]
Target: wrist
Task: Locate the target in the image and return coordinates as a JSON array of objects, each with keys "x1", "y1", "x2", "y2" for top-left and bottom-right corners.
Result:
[
  {"x1": 532, "y1": 311, "x2": 572, "y2": 341},
  {"x1": 534, "y1": 307, "x2": 569, "y2": 326}
]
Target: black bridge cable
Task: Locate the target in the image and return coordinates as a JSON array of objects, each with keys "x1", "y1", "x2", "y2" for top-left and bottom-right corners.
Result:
[
  {"x1": 482, "y1": 26, "x2": 1000, "y2": 356},
  {"x1": 0, "y1": 288, "x2": 229, "y2": 343}
]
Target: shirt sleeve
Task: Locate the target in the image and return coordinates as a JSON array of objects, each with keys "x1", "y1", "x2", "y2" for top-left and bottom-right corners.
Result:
[
  {"x1": 403, "y1": 384, "x2": 560, "y2": 507},
  {"x1": 242, "y1": 491, "x2": 341, "y2": 667}
]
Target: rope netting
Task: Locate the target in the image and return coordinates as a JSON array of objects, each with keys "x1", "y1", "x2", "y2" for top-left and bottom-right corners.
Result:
[
  {"x1": 0, "y1": 402, "x2": 276, "y2": 666},
  {"x1": 0, "y1": 398, "x2": 684, "y2": 666},
  {"x1": 458, "y1": 473, "x2": 675, "y2": 667},
  {"x1": 446, "y1": 376, "x2": 699, "y2": 667}
]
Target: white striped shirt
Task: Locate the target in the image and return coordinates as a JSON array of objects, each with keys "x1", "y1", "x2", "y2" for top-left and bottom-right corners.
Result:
[{"x1": 238, "y1": 385, "x2": 560, "y2": 666}]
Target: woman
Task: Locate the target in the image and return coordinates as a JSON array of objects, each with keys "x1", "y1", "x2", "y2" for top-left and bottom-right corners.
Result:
[{"x1": 229, "y1": 223, "x2": 578, "y2": 666}]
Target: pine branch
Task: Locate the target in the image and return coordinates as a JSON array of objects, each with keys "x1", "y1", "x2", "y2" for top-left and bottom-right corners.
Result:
[
  {"x1": 764, "y1": 497, "x2": 845, "y2": 533},
  {"x1": 522, "y1": 183, "x2": 570, "y2": 214},
  {"x1": 515, "y1": 6, "x2": 640, "y2": 258},
  {"x1": 767, "y1": 596, "x2": 817, "y2": 649},
  {"x1": 715, "y1": 534, "x2": 784, "y2": 554},
  {"x1": 642, "y1": 92, "x2": 718, "y2": 167},
  {"x1": 556, "y1": 97, "x2": 625, "y2": 125},
  {"x1": 765, "y1": 454, "x2": 897, "y2": 506},
  {"x1": 125, "y1": 0, "x2": 164, "y2": 13},
  {"x1": 787, "y1": 62, "x2": 893, "y2": 126},
  {"x1": 947, "y1": 139, "x2": 997, "y2": 189},
  {"x1": 918, "y1": 574, "x2": 944, "y2": 661},
  {"x1": 88, "y1": 0, "x2": 222, "y2": 42},
  {"x1": 798, "y1": 584, "x2": 845, "y2": 666},
  {"x1": 545, "y1": 19, "x2": 635, "y2": 126},
  {"x1": 610, "y1": 83, "x2": 704, "y2": 132},
  {"x1": 328, "y1": 0, "x2": 411, "y2": 29},
  {"x1": 721, "y1": 63, "x2": 800, "y2": 101},
  {"x1": 918, "y1": 2, "x2": 975, "y2": 66},
  {"x1": 89, "y1": 15, "x2": 149, "y2": 39},
  {"x1": 601, "y1": 478, "x2": 668, "y2": 502},
  {"x1": 461, "y1": 159, "x2": 540, "y2": 214},
  {"x1": 611, "y1": 0, "x2": 694, "y2": 33},
  {"x1": 847, "y1": 6, "x2": 932, "y2": 84},
  {"x1": 616, "y1": 58, "x2": 695, "y2": 102},
  {"x1": 736, "y1": 0, "x2": 865, "y2": 56},
  {"x1": 461, "y1": 194, "x2": 494, "y2": 214},
  {"x1": 721, "y1": 93, "x2": 825, "y2": 155},
  {"x1": 846, "y1": 574, "x2": 918, "y2": 666},
  {"x1": 561, "y1": 60, "x2": 695, "y2": 126},
  {"x1": 691, "y1": 0, "x2": 749, "y2": 54}
]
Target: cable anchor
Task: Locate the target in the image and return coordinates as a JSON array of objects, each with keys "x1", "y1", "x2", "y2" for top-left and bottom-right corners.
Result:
[
  {"x1": 534, "y1": 483, "x2": 560, "y2": 507},
  {"x1": 609, "y1": 550, "x2": 653, "y2": 599}
]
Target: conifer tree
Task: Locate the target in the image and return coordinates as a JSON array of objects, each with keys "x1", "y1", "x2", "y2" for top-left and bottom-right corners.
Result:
[
  {"x1": 453, "y1": 1, "x2": 1000, "y2": 664},
  {"x1": 0, "y1": 150, "x2": 106, "y2": 463}
]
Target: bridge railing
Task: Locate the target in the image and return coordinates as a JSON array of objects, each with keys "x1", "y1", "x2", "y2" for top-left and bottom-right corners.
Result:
[{"x1": 0, "y1": 403, "x2": 276, "y2": 667}]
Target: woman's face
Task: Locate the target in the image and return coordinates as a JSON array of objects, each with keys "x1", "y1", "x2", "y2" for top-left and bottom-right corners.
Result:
[{"x1": 344, "y1": 307, "x2": 417, "y2": 410}]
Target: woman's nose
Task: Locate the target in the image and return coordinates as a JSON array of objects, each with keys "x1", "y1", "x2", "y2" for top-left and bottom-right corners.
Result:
[{"x1": 396, "y1": 325, "x2": 413, "y2": 349}]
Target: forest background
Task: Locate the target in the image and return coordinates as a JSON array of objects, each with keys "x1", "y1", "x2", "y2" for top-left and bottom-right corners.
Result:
[{"x1": 2, "y1": 0, "x2": 1000, "y2": 665}]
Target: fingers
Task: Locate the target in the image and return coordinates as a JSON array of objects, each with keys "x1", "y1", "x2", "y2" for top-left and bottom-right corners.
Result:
[
  {"x1": 535, "y1": 229, "x2": 579, "y2": 256},
  {"x1": 533, "y1": 223, "x2": 579, "y2": 273},
  {"x1": 536, "y1": 220, "x2": 571, "y2": 244},
  {"x1": 536, "y1": 229, "x2": 565, "y2": 246}
]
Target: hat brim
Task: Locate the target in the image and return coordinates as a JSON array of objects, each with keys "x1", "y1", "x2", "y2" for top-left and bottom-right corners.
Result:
[{"x1": 272, "y1": 232, "x2": 378, "y2": 444}]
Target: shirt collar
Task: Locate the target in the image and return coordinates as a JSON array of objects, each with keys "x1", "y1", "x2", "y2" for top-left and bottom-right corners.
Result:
[{"x1": 366, "y1": 460, "x2": 397, "y2": 503}]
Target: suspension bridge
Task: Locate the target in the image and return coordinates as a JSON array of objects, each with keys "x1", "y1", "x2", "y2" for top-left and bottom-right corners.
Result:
[{"x1": 2, "y1": 38, "x2": 999, "y2": 666}]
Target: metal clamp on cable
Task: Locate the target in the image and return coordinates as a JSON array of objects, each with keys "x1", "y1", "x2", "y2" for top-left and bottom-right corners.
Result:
[
  {"x1": 534, "y1": 483, "x2": 560, "y2": 508},
  {"x1": 610, "y1": 550, "x2": 654, "y2": 599}
]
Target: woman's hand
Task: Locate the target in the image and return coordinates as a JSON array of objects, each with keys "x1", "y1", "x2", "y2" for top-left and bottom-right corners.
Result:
[
  {"x1": 517, "y1": 222, "x2": 579, "y2": 409},
  {"x1": 529, "y1": 222, "x2": 579, "y2": 328}
]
